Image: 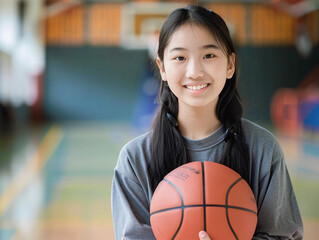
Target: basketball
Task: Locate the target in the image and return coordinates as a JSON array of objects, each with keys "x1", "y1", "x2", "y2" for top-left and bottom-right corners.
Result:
[{"x1": 150, "y1": 161, "x2": 258, "y2": 240}]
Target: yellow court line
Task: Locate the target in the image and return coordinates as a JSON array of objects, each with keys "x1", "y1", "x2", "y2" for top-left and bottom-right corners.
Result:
[{"x1": 0, "y1": 124, "x2": 64, "y2": 217}]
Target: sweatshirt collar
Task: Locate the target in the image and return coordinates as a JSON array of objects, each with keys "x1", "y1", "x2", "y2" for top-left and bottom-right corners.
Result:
[{"x1": 183, "y1": 125, "x2": 225, "y2": 151}]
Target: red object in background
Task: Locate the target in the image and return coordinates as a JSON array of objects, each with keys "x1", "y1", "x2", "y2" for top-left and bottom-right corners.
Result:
[
  {"x1": 271, "y1": 89, "x2": 300, "y2": 135},
  {"x1": 31, "y1": 71, "x2": 44, "y2": 122}
]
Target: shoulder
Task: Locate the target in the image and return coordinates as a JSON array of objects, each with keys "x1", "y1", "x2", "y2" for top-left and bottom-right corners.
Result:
[
  {"x1": 115, "y1": 131, "x2": 152, "y2": 177},
  {"x1": 241, "y1": 118, "x2": 284, "y2": 167},
  {"x1": 242, "y1": 119, "x2": 280, "y2": 150},
  {"x1": 242, "y1": 119, "x2": 273, "y2": 137},
  {"x1": 242, "y1": 119, "x2": 277, "y2": 143},
  {"x1": 120, "y1": 131, "x2": 152, "y2": 158}
]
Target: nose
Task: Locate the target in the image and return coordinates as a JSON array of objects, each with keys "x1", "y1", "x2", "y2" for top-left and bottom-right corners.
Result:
[{"x1": 185, "y1": 59, "x2": 204, "y2": 79}]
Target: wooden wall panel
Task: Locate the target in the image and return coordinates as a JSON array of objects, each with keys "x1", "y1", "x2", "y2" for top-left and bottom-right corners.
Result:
[{"x1": 89, "y1": 4, "x2": 122, "y2": 46}]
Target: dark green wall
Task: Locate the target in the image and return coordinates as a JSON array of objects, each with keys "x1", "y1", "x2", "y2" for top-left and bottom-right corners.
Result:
[
  {"x1": 44, "y1": 46, "x2": 148, "y2": 121},
  {"x1": 44, "y1": 45, "x2": 319, "y2": 123}
]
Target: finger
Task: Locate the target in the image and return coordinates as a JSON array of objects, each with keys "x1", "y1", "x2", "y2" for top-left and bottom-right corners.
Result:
[
  {"x1": 121, "y1": 238, "x2": 125, "y2": 240},
  {"x1": 199, "y1": 230, "x2": 211, "y2": 240}
]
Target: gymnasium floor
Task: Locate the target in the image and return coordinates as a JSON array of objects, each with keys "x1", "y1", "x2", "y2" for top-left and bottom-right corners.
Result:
[{"x1": 0, "y1": 121, "x2": 318, "y2": 240}]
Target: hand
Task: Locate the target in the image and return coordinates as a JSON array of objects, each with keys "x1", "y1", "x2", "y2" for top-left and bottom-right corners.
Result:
[{"x1": 199, "y1": 230, "x2": 211, "y2": 240}]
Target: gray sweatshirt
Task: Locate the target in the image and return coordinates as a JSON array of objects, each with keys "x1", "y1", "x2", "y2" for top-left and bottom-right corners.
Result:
[{"x1": 111, "y1": 119, "x2": 303, "y2": 239}]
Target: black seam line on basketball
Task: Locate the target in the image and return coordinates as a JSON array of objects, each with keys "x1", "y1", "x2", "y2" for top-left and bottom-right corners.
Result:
[
  {"x1": 150, "y1": 204, "x2": 203, "y2": 216},
  {"x1": 150, "y1": 204, "x2": 257, "y2": 216},
  {"x1": 226, "y1": 177, "x2": 243, "y2": 240},
  {"x1": 162, "y1": 179, "x2": 184, "y2": 240},
  {"x1": 201, "y1": 162, "x2": 207, "y2": 232},
  {"x1": 223, "y1": 205, "x2": 257, "y2": 215}
]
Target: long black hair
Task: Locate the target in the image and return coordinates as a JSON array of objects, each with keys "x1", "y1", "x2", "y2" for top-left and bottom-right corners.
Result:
[{"x1": 148, "y1": 5, "x2": 250, "y2": 192}]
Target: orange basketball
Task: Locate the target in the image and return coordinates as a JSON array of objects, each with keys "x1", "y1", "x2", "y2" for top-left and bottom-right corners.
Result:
[{"x1": 150, "y1": 161, "x2": 257, "y2": 240}]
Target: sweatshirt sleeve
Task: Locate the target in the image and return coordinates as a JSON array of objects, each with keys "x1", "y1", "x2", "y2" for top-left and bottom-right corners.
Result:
[
  {"x1": 111, "y1": 148, "x2": 155, "y2": 240},
  {"x1": 253, "y1": 157, "x2": 303, "y2": 239}
]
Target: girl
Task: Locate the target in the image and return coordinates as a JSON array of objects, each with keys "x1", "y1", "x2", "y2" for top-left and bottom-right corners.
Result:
[{"x1": 112, "y1": 5, "x2": 303, "y2": 240}]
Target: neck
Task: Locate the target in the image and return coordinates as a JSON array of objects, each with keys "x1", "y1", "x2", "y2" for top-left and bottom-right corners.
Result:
[{"x1": 177, "y1": 104, "x2": 221, "y2": 140}]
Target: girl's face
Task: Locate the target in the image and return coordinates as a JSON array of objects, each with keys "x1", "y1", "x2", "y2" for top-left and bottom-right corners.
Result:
[{"x1": 157, "y1": 24, "x2": 235, "y2": 112}]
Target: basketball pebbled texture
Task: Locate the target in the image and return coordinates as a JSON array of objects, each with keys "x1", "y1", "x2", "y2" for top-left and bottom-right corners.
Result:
[{"x1": 150, "y1": 161, "x2": 257, "y2": 240}]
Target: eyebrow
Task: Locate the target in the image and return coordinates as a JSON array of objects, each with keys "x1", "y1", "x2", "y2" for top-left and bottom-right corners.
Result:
[
  {"x1": 202, "y1": 44, "x2": 220, "y2": 50},
  {"x1": 169, "y1": 44, "x2": 220, "y2": 53}
]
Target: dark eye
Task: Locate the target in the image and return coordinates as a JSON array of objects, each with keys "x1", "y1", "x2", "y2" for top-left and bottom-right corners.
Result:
[
  {"x1": 204, "y1": 54, "x2": 214, "y2": 59},
  {"x1": 175, "y1": 56, "x2": 185, "y2": 61}
]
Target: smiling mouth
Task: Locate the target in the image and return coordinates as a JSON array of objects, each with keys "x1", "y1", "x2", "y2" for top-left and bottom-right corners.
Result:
[{"x1": 184, "y1": 83, "x2": 209, "y2": 90}]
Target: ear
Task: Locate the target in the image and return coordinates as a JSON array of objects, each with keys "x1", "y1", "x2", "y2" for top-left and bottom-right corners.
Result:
[
  {"x1": 226, "y1": 53, "x2": 235, "y2": 79},
  {"x1": 156, "y1": 57, "x2": 167, "y2": 81}
]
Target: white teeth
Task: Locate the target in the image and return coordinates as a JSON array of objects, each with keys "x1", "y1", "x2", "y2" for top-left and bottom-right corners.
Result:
[{"x1": 186, "y1": 84, "x2": 208, "y2": 90}]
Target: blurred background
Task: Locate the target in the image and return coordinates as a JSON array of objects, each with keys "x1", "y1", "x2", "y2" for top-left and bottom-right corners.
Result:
[{"x1": 0, "y1": 0, "x2": 318, "y2": 239}]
